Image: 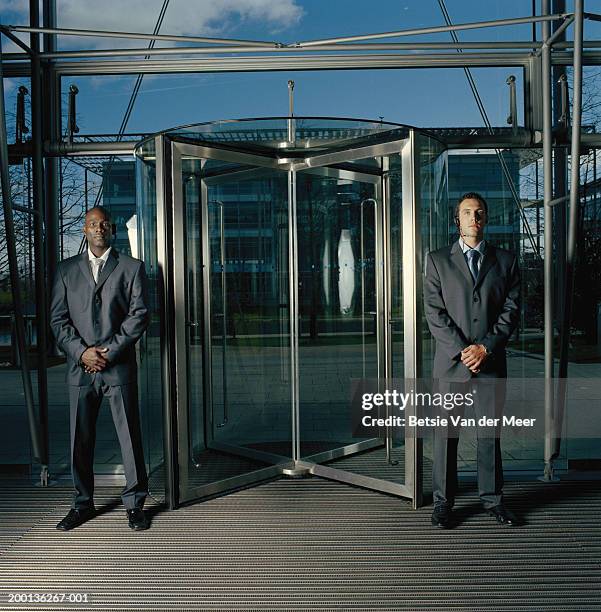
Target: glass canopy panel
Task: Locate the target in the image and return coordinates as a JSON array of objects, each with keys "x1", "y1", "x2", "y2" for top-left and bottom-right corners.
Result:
[{"x1": 149, "y1": 117, "x2": 409, "y2": 156}]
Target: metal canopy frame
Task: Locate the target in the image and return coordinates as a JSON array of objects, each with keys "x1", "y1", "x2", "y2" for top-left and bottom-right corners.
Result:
[
  {"x1": 0, "y1": 1, "x2": 592, "y2": 486},
  {"x1": 160, "y1": 131, "x2": 424, "y2": 507}
]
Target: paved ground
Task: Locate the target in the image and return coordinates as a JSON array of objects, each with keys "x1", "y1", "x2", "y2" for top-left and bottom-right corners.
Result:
[{"x1": 0, "y1": 475, "x2": 600, "y2": 611}]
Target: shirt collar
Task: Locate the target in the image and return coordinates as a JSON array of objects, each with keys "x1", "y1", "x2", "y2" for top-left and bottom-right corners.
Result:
[
  {"x1": 459, "y1": 237, "x2": 486, "y2": 255},
  {"x1": 87, "y1": 246, "x2": 111, "y2": 263}
]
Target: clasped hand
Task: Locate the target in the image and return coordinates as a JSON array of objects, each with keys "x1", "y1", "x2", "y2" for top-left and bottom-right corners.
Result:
[
  {"x1": 461, "y1": 344, "x2": 488, "y2": 373},
  {"x1": 81, "y1": 346, "x2": 109, "y2": 374}
]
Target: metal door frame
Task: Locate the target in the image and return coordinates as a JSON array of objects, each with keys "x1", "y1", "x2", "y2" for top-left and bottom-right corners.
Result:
[
  {"x1": 158, "y1": 131, "x2": 426, "y2": 507},
  {"x1": 297, "y1": 134, "x2": 423, "y2": 504},
  {"x1": 167, "y1": 139, "x2": 290, "y2": 505}
]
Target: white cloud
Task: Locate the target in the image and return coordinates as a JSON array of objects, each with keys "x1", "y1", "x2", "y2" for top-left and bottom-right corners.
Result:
[
  {"x1": 0, "y1": 0, "x2": 32, "y2": 54},
  {"x1": 53, "y1": 0, "x2": 301, "y2": 48},
  {"x1": 0, "y1": 0, "x2": 29, "y2": 15},
  {"x1": 0, "y1": 0, "x2": 304, "y2": 51},
  {"x1": 3, "y1": 78, "x2": 16, "y2": 94}
]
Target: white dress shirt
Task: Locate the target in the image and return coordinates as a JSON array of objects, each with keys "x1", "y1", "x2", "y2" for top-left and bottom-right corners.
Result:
[
  {"x1": 87, "y1": 246, "x2": 111, "y2": 283},
  {"x1": 459, "y1": 237, "x2": 486, "y2": 273}
]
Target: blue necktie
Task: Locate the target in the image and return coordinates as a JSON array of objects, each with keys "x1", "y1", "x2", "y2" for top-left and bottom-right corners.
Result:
[{"x1": 467, "y1": 249, "x2": 480, "y2": 283}]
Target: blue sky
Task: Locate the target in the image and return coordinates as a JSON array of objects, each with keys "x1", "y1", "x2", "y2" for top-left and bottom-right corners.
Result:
[{"x1": 1, "y1": 0, "x2": 598, "y2": 135}]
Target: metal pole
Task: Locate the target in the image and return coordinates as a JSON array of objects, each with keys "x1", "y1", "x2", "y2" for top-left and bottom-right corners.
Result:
[
  {"x1": 538, "y1": 15, "x2": 575, "y2": 52},
  {"x1": 287, "y1": 169, "x2": 301, "y2": 466},
  {"x1": 217, "y1": 201, "x2": 228, "y2": 428},
  {"x1": 30, "y1": 0, "x2": 50, "y2": 481},
  {"x1": 3, "y1": 40, "x2": 599, "y2": 62},
  {"x1": 6, "y1": 49, "x2": 601, "y2": 79},
  {"x1": 27, "y1": 157, "x2": 32, "y2": 295},
  {"x1": 44, "y1": 53, "x2": 537, "y2": 77},
  {"x1": 0, "y1": 35, "x2": 44, "y2": 470},
  {"x1": 7, "y1": 25, "x2": 278, "y2": 47},
  {"x1": 24, "y1": 40, "x2": 549, "y2": 60},
  {"x1": 296, "y1": 13, "x2": 569, "y2": 47},
  {"x1": 536, "y1": 159, "x2": 541, "y2": 252},
  {"x1": 0, "y1": 26, "x2": 33, "y2": 55},
  {"x1": 551, "y1": 2, "x2": 569, "y2": 446},
  {"x1": 67, "y1": 84, "x2": 79, "y2": 142},
  {"x1": 558, "y1": 73, "x2": 570, "y2": 127},
  {"x1": 555, "y1": 0, "x2": 585, "y2": 462},
  {"x1": 506, "y1": 75, "x2": 518, "y2": 134},
  {"x1": 541, "y1": 0, "x2": 557, "y2": 482},
  {"x1": 43, "y1": 0, "x2": 60, "y2": 307},
  {"x1": 287, "y1": 80, "x2": 295, "y2": 146},
  {"x1": 552, "y1": 4, "x2": 569, "y2": 366}
]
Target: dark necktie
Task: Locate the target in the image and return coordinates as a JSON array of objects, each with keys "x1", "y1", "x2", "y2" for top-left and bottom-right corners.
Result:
[{"x1": 466, "y1": 249, "x2": 480, "y2": 283}]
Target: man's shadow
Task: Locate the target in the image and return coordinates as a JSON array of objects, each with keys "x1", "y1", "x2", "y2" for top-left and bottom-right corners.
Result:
[{"x1": 425, "y1": 479, "x2": 601, "y2": 527}]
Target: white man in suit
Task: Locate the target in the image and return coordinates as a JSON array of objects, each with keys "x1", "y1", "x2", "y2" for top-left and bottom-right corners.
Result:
[
  {"x1": 50, "y1": 206, "x2": 150, "y2": 531},
  {"x1": 423, "y1": 192, "x2": 521, "y2": 528}
]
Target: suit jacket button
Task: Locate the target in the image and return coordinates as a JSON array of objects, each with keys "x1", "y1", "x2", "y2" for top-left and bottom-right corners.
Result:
[{"x1": 473, "y1": 296, "x2": 479, "y2": 303}]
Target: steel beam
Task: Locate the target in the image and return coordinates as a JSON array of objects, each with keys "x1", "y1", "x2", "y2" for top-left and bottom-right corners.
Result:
[
  {"x1": 30, "y1": 0, "x2": 50, "y2": 480},
  {"x1": 551, "y1": 1, "x2": 568, "y2": 468},
  {"x1": 31, "y1": 41, "x2": 551, "y2": 59},
  {"x1": 541, "y1": 0, "x2": 557, "y2": 482},
  {"x1": 0, "y1": 61, "x2": 30, "y2": 76},
  {"x1": 46, "y1": 140, "x2": 137, "y2": 156},
  {"x1": 11, "y1": 127, "x2": 601, "y2": 161},
  {"x1": 8, "y1": 41, "x2": 601, "y2": 63},
  {"x1": 42, "y1": 0, "x2": 60, "y2": 301},
  {"x1": 2, "y1": 40, "x2": 601, "y2": 63},
  {"x1": 42, "y1": 53, "x2": 532, "y2": 77},
  {"x1": 555, "y1": 0, "x2": 585, "y2": 470},
  {"x1": 7, "y1": 50, "x2": 601, "y2": 78},
  {"x1": 0, "y1": 26, "x2": 33, "y2": 55}
]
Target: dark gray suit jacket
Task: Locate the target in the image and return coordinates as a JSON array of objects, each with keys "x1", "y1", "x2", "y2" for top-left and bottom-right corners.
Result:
[
  {"x1": 50, "y1": 248, "x2": 150, "y2": 386},
  {"x1": 423, "y1": 240, "x2": 520, "y2": 381}
]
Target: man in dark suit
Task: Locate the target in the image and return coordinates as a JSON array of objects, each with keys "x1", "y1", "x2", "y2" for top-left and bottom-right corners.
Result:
[
  {"x1": 50, "y1": 206, "x2": 150, "y2": 531},
  {"x1": 423, "y1": 192, "x2": 521, "y2": 529}
]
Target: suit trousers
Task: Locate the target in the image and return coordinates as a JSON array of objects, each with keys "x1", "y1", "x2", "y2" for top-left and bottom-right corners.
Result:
[
  {"x1": 68, "y1": 375, "x2": 148, "y2": 510},
  {"x1": 432, "y1": 378, "x2": 505, "y2": 510}
]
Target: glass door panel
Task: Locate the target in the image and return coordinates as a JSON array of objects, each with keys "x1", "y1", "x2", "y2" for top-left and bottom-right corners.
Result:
[
  {"x1": 388, "y1": 152, "x2": 406, "y2": 470},
  {"x1": 137, "y1": 155, "x2": 166, "y2": 502},
  {"x1": 294, "y1": 159, "x2": 416, "y2": 497},
  {"x1": 204, "y1": 171, "x2": 292, "y2": 460},
  {"x1": 313, "y1": 153, "x2": 410, "y2": 490},
  {"x1": 172, "y1": 144, "x2": 292, "y2": 504},
  {"x1": 297, "y1": 169, "x2": 380, "y2": 459}
]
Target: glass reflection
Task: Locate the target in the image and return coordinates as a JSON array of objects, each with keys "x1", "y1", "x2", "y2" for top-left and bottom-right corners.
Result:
[{"x1": 297, "y1": 170, "x2": 378, "y2": 457}]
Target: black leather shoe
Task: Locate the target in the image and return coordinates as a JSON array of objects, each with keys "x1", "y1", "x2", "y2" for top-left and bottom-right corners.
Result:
[
  {"x1": 431, "y1": 505, "x2": 454, "y2": 529},
  {"x1": 487, "y1": 504, "x2": 520, "y2": 526},
  {"x1": 127, "y1": 508, "x2": 149, "y2": 531},
  {"x1": 56, "y1": 507, "x2": 95, "y2": 531}
]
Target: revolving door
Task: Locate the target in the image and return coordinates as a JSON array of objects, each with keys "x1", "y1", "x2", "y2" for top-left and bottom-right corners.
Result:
[{"x1": 135, "y1": 118, "x2": 447, "y2": 509}]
